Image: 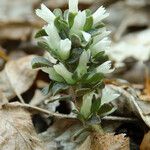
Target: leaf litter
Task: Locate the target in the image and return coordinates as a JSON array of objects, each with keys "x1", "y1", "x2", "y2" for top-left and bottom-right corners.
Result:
[{"x1": 0, "y1": 0, "x2": 150, "y2": 150}]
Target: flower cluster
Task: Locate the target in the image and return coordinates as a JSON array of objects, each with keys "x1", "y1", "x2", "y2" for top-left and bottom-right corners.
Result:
[{"x1": 32, "y1": 0, "x2": 119, "y2": 122}]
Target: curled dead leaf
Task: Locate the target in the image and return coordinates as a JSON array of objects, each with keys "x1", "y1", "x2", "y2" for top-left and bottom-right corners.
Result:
[{"x1": 0, "y1": 55, "x2": 38, "y2": 101}]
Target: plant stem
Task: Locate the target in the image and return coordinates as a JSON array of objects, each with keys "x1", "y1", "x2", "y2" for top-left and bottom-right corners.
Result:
[{"x1": 90, "y1": 124, "x2": 104, "y2": 134}]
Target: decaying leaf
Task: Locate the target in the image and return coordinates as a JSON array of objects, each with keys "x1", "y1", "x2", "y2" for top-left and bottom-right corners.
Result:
[
  {"x1": 107, "y1": 82, "x2": 150, "y2": 128},
  {"x1": 39, "y1": 118, "x2": 84, "y2": 150},
  {"x1": 0, "y1": 102, "x2": 45, "y2": 150},
  {"x1": 140, "y1": 131, "x2": 150, "y2": 150},
  {"x1": 0, "y1": 0, "x2": 42, "y2": 41},
  {"x1": 77, "y1": 133, "x2": 129, "y2": 150},
  {"x1": 0, "y1": 55, "x2": 38, "y2": 100},
  {"x1": 108, "y1": 29, "x2": 150, "y2": 63},
  {"x1": 0, "y1": 48, "x2": 9, "y2": 61}
]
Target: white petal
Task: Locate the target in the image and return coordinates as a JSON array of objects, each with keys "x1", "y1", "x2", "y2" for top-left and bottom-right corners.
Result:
[
  {"x1": 44, "y1": 52, "x2": 57, "y2": 64},
  {"x1": 71, "y1": 11, "x2": 86, "y2": 32},
  {"x1": 92, "y1": 6, "x2": 109, "y2": 25},
  {"x1": 59, "y1": 39, "x2": 71, "y2": 60},
  {"x1": 96, "y1": 61, "x2": 114, "y2": 74},
  {"x1": 82, "y1": 31, "x2": 91, "y2": 42},
  {"x1": 42, "y1": 67, "x2": 64, "y2": 82},
  {"x1": 44, "y1": 24, "x2": 60, "y2": 49},
  {"x1": 54, "y1": 63, "x2": 75, "y2": 84},
  {"x1": 76, "y1": 50, "x2": 90, "y2": 78},
  {"x1": 36, "y1": 4, "x2": 55, "y2": 23},
  {"x1": 69, "y1": 0, "x2": 78, "y2": 13},
  {"x1": 91, "y1": 37, "x2": 111, "y2": 57},
  {"x1": 101, "y1": 86, "x2": 120, "y2": 105},
  {"x1": 93, "y1": 29, "x2": 111, "y2": 45}
]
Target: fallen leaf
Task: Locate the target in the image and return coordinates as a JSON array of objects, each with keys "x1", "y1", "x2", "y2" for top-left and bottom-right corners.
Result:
[
  {"x1": 108, "y1": 82, "x2": 150, "y2": 128},
  {"x1": 140, "y1": 131, "x2": 150, "y2": 150},
  {"x1": 0, "y1": 102, "x2": 45, "y2": 150},
  {"x1": 0, "y1": 48, "x2": 9, "y2": 61},
  {"x1": 39, "y1": 118, "x2": 83, "y2": 150},
  {"x1": 0, "y1": 55, "x2": 38, "y2": 100},
  {"x1": 0, "y1": 25, "x2": 32, "y2": 41},
  {"x1": 108, "y1": 29, "x2": 150, "y2": 63}
]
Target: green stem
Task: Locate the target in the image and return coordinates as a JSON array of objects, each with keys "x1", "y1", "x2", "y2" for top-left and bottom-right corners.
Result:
[{"x1": 90, "y1": 124, "x2": 104, "y2": 134}]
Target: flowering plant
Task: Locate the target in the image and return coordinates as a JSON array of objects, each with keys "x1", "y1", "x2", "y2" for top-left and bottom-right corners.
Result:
[{"x1": 32, "y1": 0, "x2": 119, "y2": 125}]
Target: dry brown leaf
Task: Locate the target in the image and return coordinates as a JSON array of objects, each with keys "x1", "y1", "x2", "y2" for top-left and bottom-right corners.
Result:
[
  {"x1": 0, "y1": 55, "x2": 37, "y2": 100},
  {"x1": 0, "y1": 25, "x2": 32, "y2": 41},
  {"x1": 140, "y1": 131, "x2": 150, "y2": 150},
  {"x1": 0, "y1": 48, "x2": 9, "y2": 61},
  {"x1": 0, "y1": 102, "x2": 45, "y2": 150},
  {"x1": 77, "y1": 133, "x2": 129, "y2": 150},
  {"x1": 39, "y1": 118, "x2": 83, "y2": 150},
  {"x1": 0, "y1": 0, "x2": 42, "y2": 41},
  {"x1": 109, "y1": 82, "x2": 150, "y2": 128}
]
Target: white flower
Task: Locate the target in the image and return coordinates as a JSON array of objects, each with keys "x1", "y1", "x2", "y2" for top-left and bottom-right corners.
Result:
[
  {"x1": 36, "y1": 4, "x2": 55, "y2": 23},
  {"x1": 101, "y1": 86, "x2": 120, "y2": 105},
  {"x1": 42, "y1": 67, "x2": 64, "y2": 82},
  {"x1": 96, "y1": 61, "x2": 114, "y2": 74},
  {"x1": 59, "y1": 39, "x2": 72, "y2": 60},
  {"x1": 76, "y1": 50, "x2": 90, "y2": 78},
  {"x1": 44, "y1": 24, "x2": 60, "y2": 50},
  {"x1": 92, "y1": 28, "x2": 110, "y2": 45},
  {"x1": 68, "y1": 0, "x2": 78, "y2": 13},
  {"x1": 92, "y1": 6, "x2": 109, "y2": 26},
  {"x1": 90, "y1": 37, "x2": 111, "y2": 57},
  {"x1": 54, "y1": 63, "x2": 75, "y2": 84},
  {"x1": 82, "y1": 31, "x2": 91, "y2": 42},
  {"x1": 44, "y1": 24, "x2": 72, "y2": 60},
  {"x1": 44, "y1": 52, "x2": 57, "y2": 64},
  {"x1": 71, "y1": 11, "x2": 86, "y2": 35}
]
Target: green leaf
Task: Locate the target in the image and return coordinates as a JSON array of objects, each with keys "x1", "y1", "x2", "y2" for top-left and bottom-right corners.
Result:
[
  {"x1": 70, "y1": 34, "x2": 81, "y2": 47},
  {"x1": 83, "y1": 72, "x2": 104, "y2": 85},
  {"x1": 75, "y1": 50, "x2": 89, "y2": 79},
  {"x1": 42, "y1": 67, "x2": 65, "y2": 83},
  {"x1": 37, "y1": 41, "x2": 51, "y2": 52},
  {"x1": 93, "y1": 51, "x2": 108, "y2": 63},
  {"x1": 67, "y1": 48, "x2": 83, "y2": 64},
  {"x1": 77, "y1": 112, "x2": 85, "y2": 123},
  {"x1": 98, "y1": 104, "x2": 116, "y2": 117},
  {"x1": 51, "y1": 83, "x2": 69, "y2": 95},
  {"x1": 80, "y1": 91, "x2": 94, "y2": 119},
  {"x1": 68, "y1": 12, "x2": 76, "y2": 28},
  {"x1": 66, "y1": 48, "x2": 83, "y2": 72},
  {"x1": 92, "y1": 81, "x2": 105, "y2": 90},
  {"x1": 35, "y1": 29, "x2": 48, "y2": 38},
  {"x1": 91, "y1": 97, "x2": 101, "y2": 114},
  {"x1": 31, "y1": 56, "x2": 53, "y2": 69},
  {"x1": 85, "y1": 9, "x2": 92, "y2": 17},
  {"x1": 54, "y1": 17, "x2": 69, "y2": 38},
  {"x1": 75, "y1": 88, "x2": 90, "y2": 96},
  {"x1": 89, "y1": 24, "x2": 105, "y2": 37},
  {"x1": 84, "y1": 16, "x2": 93, "y2": 31},
  {"x1": 53, "y1": 9, "x2": 63, "y2": 18},
  {"x1": 95, "y1": 23, "x2": 105, "y2": 29}
]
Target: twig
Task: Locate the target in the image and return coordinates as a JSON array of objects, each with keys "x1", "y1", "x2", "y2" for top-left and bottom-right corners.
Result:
[
  {"x1": 8, "y1": 102, "x2": 77, "y2": 119},
  {"x1": 102, "y1": 116, "x2": 139, "y2": 122}
]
